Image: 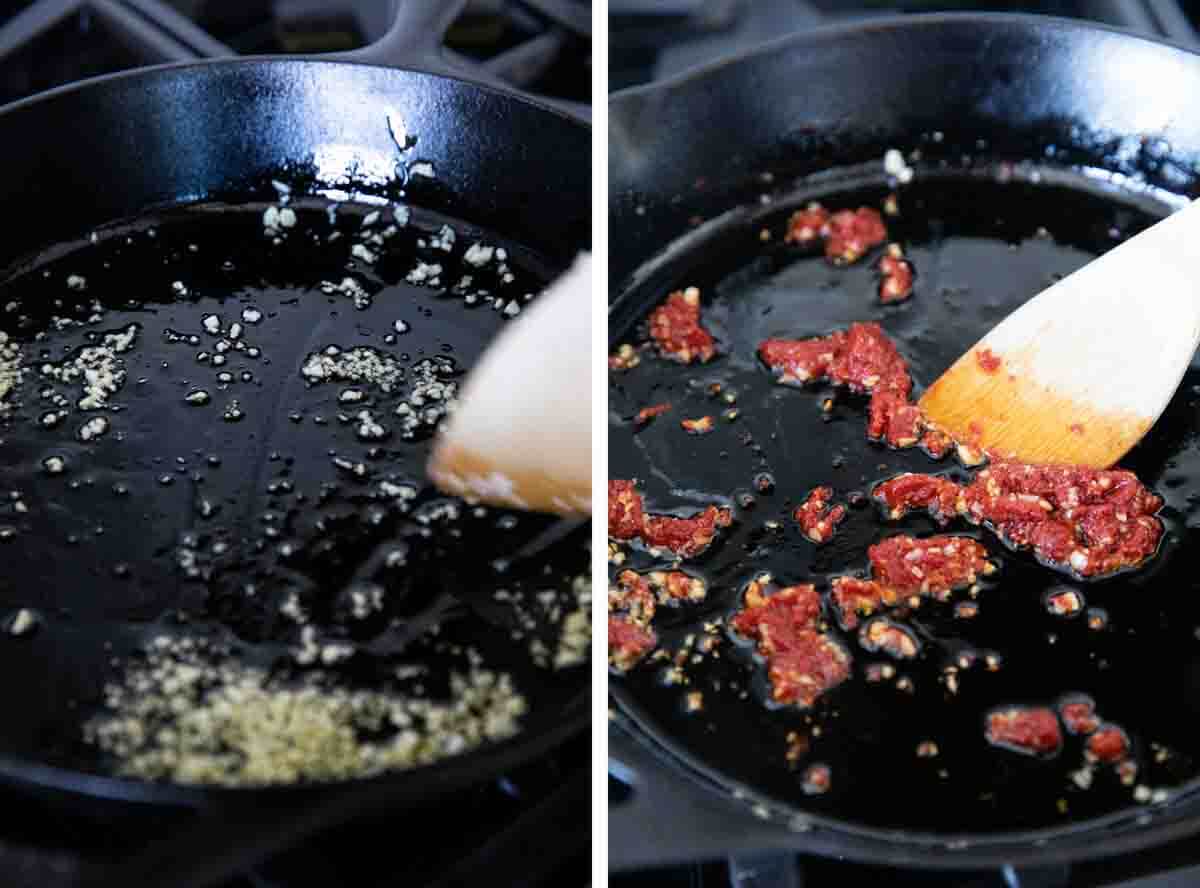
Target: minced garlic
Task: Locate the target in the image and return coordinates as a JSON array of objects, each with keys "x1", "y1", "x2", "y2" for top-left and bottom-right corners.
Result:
[
  {"x1": 0, "y1": 332, "x2": 22, "y2": 409},
  {"x1": 40, "y1": 323, "x2": 138, "y2": 410},
  {"x1": 85, "y1": 636, "x2": 527, "y2": 786}
]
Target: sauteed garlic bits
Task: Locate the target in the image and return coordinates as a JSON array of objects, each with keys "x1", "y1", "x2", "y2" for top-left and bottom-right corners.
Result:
[
  {"x1": 86, "y1": 635, "x2": 528, "y2": 786},
  {"x1": 0, "y1": 332, "x2": 22, "y2": 410}
]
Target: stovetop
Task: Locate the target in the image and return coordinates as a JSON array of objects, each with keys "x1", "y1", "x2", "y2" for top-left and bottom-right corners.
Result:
[
  {"x1": 0, "y1": 0, "x2": 591, "y2": 107},
  {"x1": 610, "y1": 0, "x2": 1200, "y2": 90},
  {"x1": 0, "y1": 3, "x2": 590, "y2": 887},
  {"x1": 608, "y1": 2, "x2": 1200, "y2": 887}
]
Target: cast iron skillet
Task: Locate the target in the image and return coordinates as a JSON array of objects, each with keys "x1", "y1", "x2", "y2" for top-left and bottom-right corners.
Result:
[
  {"x1": 0, "y1": 1, "x2": 588, "y2": 884},
  {"x1": 609, "y1": 12, "x2": 1200, "y2": 875}
]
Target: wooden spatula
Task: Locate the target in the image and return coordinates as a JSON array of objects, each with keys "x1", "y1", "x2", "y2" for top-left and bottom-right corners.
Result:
[
  {"x1": 427, "y1": 253, "x2": 591, "y2": 515},
  {"x1": 920, "y1": 199, "x2": 1200, "y2": 468}
]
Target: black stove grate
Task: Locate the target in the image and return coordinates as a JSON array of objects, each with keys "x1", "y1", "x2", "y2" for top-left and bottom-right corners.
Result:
[
  {"x1": 609, "y1": 0, "x2": 1200, "y2": 90},
  {"x1": 0, "y1": 0, "x2": 592, "y2": 106}
]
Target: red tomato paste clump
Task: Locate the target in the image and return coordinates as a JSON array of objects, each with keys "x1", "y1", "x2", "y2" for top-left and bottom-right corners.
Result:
[
  {"x1": 608, "y1": 479, "x2": 732, "y2": 559},
  {"x1": 608, "y1": 617, "x2": 657, "y2": 671},
  {"x1": 987, "y1": 706, "x2": 1062, "y2": 756},
  {"x1": 785, "y1": 204, "x2": 831, "y2": 245},
  {"x1": 642, "y1": 507, "x2": 732, "y2": 558},
  {"x1": 731, "y1": 580, "x2": 850, "y2": 707},
  {"x1": 784, "y1": 203, "x2": 887, "y2": 265},
  {"x1": 648, "y1": 287, "x2": 716, "y2": 364},
  {"x1": 879, "y1": 244, "x2": 914, "y2": 303},
  {"x1": 794, "y1": 486, "x2": 847, "y2": 543},
  {"x1": 873, "y1": 462, "x2": 1163, "y2": 578},
  {"x1": 825, "y1": 208, "x2": 888, "y2": 264},
  {"x1": 868, "y1": 534, "x2": 992, "y2": 598},
  {"x1": 608, "y1": 480, "x2": 645, "y2": 540},
  {"x1": 759, "y1": 322, "x2": 922, "y2": 448},
  {"x1": 830, "y1": 577, "x2": 896, "y2": 630},
  {"x1": 1087, "y1": 726, "x2": 1130, "y2": 763}
]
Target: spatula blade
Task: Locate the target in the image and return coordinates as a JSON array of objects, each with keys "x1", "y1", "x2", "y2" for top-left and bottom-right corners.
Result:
[{"x1": 920, "y1": 200, "x2": 1200, "y2": 467}]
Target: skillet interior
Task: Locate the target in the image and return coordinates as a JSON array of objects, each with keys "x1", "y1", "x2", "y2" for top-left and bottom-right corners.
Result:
[{"x1": 610, "y1": 166, "x2": 1200, "y2": 834}]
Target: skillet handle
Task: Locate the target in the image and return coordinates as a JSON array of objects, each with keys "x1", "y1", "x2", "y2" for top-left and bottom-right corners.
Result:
[{"x1": 334, "y1": 0, "x2": 590, "y2": 125}]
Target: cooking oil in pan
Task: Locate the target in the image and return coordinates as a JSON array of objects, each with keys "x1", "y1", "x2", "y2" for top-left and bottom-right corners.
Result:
[
  {"x1": 609, "y1": 173, "x2": 1200, "y2": 833},
  {"x1": 0, "y1": 195, "x2": 589, "y2": 783}
]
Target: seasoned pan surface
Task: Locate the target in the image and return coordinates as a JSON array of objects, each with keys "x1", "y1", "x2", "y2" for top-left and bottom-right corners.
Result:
[
  {"x1": 0, "y1": 196, "x2": 588, "y2": 788},
  {"x1": 609, "y1": 168, "x2": 1200, "y2": 835}
]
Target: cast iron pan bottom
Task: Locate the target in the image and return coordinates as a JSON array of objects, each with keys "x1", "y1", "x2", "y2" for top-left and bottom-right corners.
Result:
[
  {"x1": 0, "y1": 196, "x2": 587, "y2": 783},
  {"x1": 609, "y1": 168, "x2": 1200, "y2": 835}
]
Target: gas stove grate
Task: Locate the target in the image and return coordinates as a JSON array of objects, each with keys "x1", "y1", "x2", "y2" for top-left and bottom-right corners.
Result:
[{"x1": 0, "y1": 0, "x2": 591, "y2": 107}]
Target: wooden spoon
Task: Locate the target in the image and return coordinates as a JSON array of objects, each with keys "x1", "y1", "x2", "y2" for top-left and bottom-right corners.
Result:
[
  {"x1": 920, "y1": 199, "x2": 1200, "y2": 468},
  {"x1": 427, "y1": 253, "x2": 591, "y2": 515}
]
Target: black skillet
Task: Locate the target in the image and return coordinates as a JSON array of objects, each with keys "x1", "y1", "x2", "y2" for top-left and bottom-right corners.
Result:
[
  {"x1": 609, "y1": 12, "x2": 1200, "y2": 876},
  {"x1": 0, "y1": 1, "x2": 589, "y2": 884}
]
